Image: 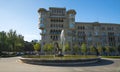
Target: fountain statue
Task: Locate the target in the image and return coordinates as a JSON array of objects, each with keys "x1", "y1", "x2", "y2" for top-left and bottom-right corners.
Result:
[
  {"x1": 54, "y1": 42, "x2": 62, "y2": 56},
  {"x1": 54, "y1": 30, "x2": 65, "y2": 57}
]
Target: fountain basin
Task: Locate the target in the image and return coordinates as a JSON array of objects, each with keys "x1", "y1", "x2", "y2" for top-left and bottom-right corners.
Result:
[{"x1": 20, "y1": 55, "x2": 101, "y2": 65}]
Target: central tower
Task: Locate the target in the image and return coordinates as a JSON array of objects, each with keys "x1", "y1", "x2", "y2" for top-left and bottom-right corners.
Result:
[{"x1": 38, "y1": 7, "x2": 76, "y2": 53}]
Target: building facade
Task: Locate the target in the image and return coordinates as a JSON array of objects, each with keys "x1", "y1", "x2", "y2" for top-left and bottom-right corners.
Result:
[{"x1": 38, "y1": 7, "x2": 120, "y2": 52}]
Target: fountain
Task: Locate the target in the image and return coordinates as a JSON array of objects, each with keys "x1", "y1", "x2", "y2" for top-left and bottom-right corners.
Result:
[
  {"x1": 60, "y1": 30, "x2": 65, "y2": 56},
  {"x1": 54, "y1": 30, "x2": 65, "y2": 56},
  {"x1": 20, "y1": 30, "x2": 101, "y2": 66}
]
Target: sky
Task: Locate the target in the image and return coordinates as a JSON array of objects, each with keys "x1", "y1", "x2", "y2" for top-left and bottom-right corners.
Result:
[{"x1": 0, "y1": 0, "x2": 120, "y2": 42}]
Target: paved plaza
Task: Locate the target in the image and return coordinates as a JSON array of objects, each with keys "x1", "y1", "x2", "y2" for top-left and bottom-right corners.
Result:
[{"x1": 0, "y1": 57, "x2": 120, "y2": 72}]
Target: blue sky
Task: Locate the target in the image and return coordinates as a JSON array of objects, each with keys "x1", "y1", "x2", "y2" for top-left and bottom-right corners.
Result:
[{"x1": 0, "y1": 0, "x2": 120, "y2": 42}]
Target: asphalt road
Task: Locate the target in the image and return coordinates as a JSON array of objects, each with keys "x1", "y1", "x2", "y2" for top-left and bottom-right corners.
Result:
[{"x1": 0, "y1": 57, "x2": 120, "y2": 72}]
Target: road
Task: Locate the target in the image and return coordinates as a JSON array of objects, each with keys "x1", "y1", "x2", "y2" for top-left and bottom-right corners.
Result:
[{"x1": 0, "y1": 57, "x2": 120, "y2": 72}]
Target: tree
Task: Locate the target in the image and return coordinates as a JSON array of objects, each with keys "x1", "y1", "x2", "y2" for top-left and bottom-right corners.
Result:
[
  {"x1": 34, "y1": 43, "x2": 41, "y2": 55},
  {"x1": 65, "y1": 43, "x2": 71, "y2": 52},
  {"x1": 114, "y1": 46, "x2": 118, "y2": 54},
  {"x1": 23, "y1": 41, "x2": 34, "y2": 51},
  {"x1": 34, "y1": 43, "x2": 40, "y2": 51},
  {"x1": 81, "y1": 43, "x2": 87, "y2": 55},
  {"x1": 0, "y1": 31, "x2": 8, "y2": 54},
  {"x1": 0, "y1": 30, "x2": 25, "y2": 56},
  {"x1": 110, "y1": 47, "x2": 115, "y2": 53},
  {"x1": 47, "y1": 43, "x2": 54, "y2": 54},
  {"x1": 118, "y1": 45, "x2": 120, "y2": 53},
  {"x1": 43, "y1": 43, "x2": 54, "y2": 54},
  {"x1": 97, "y1": 45, "x2": 103, "y2": 55},
  {"x1": 0, "y1": 31, "x2": 8, "y2": 51},
  {"x1": 43, "y1": 44, "x2": 48, "y2": 53},
  {"x1": 31, "y1": 40, "x2": 38, "y2": 45},
  {"x1": 15, "y1": 35, "x2": 24, "y2": 52},
  {"x1": 105, "y1": 46, "x2": 110, "y2": 56},
  {"x1": 73, "y1": 44, "x2": 79, "y2": 54},
  {"x1": 7, "y1": 29, "x2": 17, "y2": 52},
  {"x1": 102, "y1": 46, "x2": 106, "y2": 54},
  {"x1": 7, "y1": 30, "x2": 25, "y2": 52},
  {"x1": 110, "y1": 47, "x2": 118, "y2": 55},
  {"x1": 90, "y1": 45, "x2": 96, "y2": 55}
]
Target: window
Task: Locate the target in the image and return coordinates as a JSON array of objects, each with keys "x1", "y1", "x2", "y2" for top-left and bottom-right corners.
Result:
[
  {"x1": 39, "y1": 18, "x2": 44, "y2": 23},
  {"x1": 108, "y1": 32, "x2": 114, "y2": 36},
  {"x1": 69, "y1": 24, "x2": 74, "y2": 28},
  {"x1": 69, "y1": 14, "x2": 74, "y2": 17},
  {"x1": 88, "y1": 32, "x2": 92, "y2": 36},
  {"x1": 50, "y1": 24, "x2": 53, "y2": 27},
  {"x1": 51, "y1": 35, "x2": 58, "y2": 41},
  {"x1": 50, "y1": 18, "x2": 64, "y2": 22},
  {"x1": 102, "y1": 32, "x2": 106, "y2": 36},
  {"x1": 101, "y1": 27, "x2": 105, "y2": 30},
  {"x1": 40, "y1": 24, "x2": 45, "y2": 28},
  {"x1": 88, "y1": 37, "x2": 92, "y2": 41},
  {"x1": 107, "y1": 27, "x2": 114, "y2": 30},
  {"x1": 43, "y1": 29, "x2": 46, "y2": 34},
  {"x1": 118, "y1": 37, "x2": 120, "y2": 42},
  {"x1": 118, "y1": 33, "x2": 120, "y2": 36},
  {"x1": 77, "y1": 26, "x2": 85, "y2": 30},
  {"x1": 78, "y1": 31, "x2": 85, "y2": 36},
  {"x1": 95, "y1": 32, "x2": 98, "y2": 36}
]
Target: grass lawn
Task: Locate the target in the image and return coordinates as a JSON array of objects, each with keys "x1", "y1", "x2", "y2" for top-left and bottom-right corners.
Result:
[
  {"x1": 0, "y1": 55, "x2": 16, "y2": 57},
  {"x1": 102, "y1": 56, "x2": 120, "y2": 59}
]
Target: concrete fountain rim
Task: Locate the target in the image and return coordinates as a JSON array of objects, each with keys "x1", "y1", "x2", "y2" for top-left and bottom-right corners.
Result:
[{"x1": 19, "y1": 56, "x2": 101, "y2": 65}]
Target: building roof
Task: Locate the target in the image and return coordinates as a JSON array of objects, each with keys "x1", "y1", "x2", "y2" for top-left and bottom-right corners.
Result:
[{"x1": 75, "y1": 22, "x2": 120, "y2": 25}]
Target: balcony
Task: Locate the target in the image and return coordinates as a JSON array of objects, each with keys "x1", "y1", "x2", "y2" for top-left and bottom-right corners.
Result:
[
  {"x1": 39, "y1": 24, "x2": 45, "y2": 29},
  {"x1": 40, "y1": 30, "x2": 46, "y2": 35},
  {"x1": 40, "y1": 33, "x2": 45, "y2": 35},
  {"x1": 69, "y1": 24, "x2": 75, "y2": 30},
  {"x1": 49, "y1": 32, "x2": 60, "y2": 35}
]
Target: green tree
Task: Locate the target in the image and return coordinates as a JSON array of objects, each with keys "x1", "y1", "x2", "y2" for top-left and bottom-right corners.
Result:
[
  {"x1": 43, "y1": 44, "x2": 48, "y2": 53},
  {"x1": 7, "y1": 29, "x2": 17, "y2": 52},
  {"x1": 7, "y1": 30, "x2": 25, "y2": 52},
  {"x1": 0, "y1": 31, "x2": 8, "y2": 55},
  {"x1": 43, "y1": 43, "x2": 54, "y2": 54},
  {"x1": 0, "y1": 31, "x2": 8, "y2": 51},
  {"x1": 81, "y1": 43, "x2": 87, "y2": 55},
  {"x1": 65, "y1": 43, "x2": 71, "y2": 52},
  {"x1": 110, "y1": 47, "x2": 115, "y2": 53},
  {"x1": 0, "y1": 30, "x2": 25, "y2": 56},
  {"x1": 105, "y1": 46, "x2": 110, "y2": 56},
  {"x1": 47, "y1": 43, "x2": 54, "y2": 54},
  {"x1": 34, "y1": 43, "x2": 40, "y2": 51},
  {"x1": 118, "y1": 45, "x2": 120, "y2": 53},
  {"x1": 73, "y1": 44, "x2": 79, "y2": 54},
  {"x1": 34, "y1": 43, "x2": 41, "y2": 55},
  {"x1": 90, "y1": 45, "x2": 96, "y2": 55},
  {"x1": 97, "y1": 45, "x2": 103, "y2": 55},
  {"x1": 102, "y1": 46, "x2": 106, "y2": 54},
  {"x1": 15, "y1": 35, "x2": 24, "y2": 52},
  {"x1": 23, "y1": 41, "x2": 34, "y2": 51},
  {"x1": 110, "y1": 47, "x2": 118, "y2": 55}
]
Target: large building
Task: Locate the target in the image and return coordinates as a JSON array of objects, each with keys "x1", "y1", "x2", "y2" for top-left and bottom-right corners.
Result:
[{"x1": 38, "y1": 7, "x2": 120, "y2": 52}]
